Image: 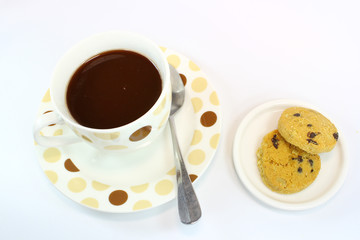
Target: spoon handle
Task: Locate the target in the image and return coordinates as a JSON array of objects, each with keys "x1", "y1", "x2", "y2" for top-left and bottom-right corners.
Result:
[{"x1": 169, "y1": 116, "x2": 202, "y2": 224}]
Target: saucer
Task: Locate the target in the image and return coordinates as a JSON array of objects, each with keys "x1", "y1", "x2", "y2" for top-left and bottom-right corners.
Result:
[
  {"x1": 34, "y1": 48, "x2": 221, "y2": 213},
  {"x1": 233, "y1": 99, "x2": 348, "y2": 210}
]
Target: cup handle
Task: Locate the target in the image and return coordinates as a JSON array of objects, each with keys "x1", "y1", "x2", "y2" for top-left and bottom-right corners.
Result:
[{"x1": 33, "y1": 111, "x2": 81, "y2": 147}]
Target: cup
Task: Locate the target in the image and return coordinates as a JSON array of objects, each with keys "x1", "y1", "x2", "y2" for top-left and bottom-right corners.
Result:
[{"x1": 33, "y1": 31, "x2": 171, "y2": 152}]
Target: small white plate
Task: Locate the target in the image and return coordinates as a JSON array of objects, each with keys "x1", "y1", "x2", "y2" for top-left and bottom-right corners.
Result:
[
  {"x1": 34, "y1": 48, "x2": 221, "y2": 213},
  {"x1": 233, "y1": 99, "x2": 348, "y2": 210}
]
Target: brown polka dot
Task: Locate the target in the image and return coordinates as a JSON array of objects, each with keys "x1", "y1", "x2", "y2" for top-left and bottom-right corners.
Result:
[
  {"x1": 189, "y1": 174, "x2": 198, "y2": 182},
  {"x1": 200, "y1": 111, "x2": 217, "y2": 127},
  {"x1": 64, "y1": 158, "x2": 79, "y2": 172},
  {"x1": 43, "y1": 110, "x2": 53, "y2": 114},
  {"x1": 180, "y1": 73, "x2": 187, "y2": 86},
  {"x1": 48, "y1": 124, "x2": 56, "y2": 126},
  {"x1": 129, "y1": 126, "x2": 152, "y2": 142},
  {"x1": 109, "y1": 190, "x2": 128, "y2": 206},
  {"x1": 82, "y1": 135, "x2": 93, "y2": 143}
]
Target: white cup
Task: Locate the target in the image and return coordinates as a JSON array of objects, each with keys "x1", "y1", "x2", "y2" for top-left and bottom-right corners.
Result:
[{"x1": 33, "y1": 31, "x2": 171, "y2": 152}]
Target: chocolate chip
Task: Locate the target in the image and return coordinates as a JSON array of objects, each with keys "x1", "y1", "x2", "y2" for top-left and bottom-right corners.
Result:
[
  {"x1": 292, "y1": 156, "x2": 303, "y2": 163},
  {"x1": 306, "y1": 139, "x2": 318, "y2": 145},
  {"x1": 333, "y1": 132, "x2": 339, "y2": 141},
  {"x1": 311, "y1": 169, "x2": 314, "y2": 173},
  {"x1": 307, "y1": 124, "x2": 313, "y2": 127},
  {"x1": 271, "y1": 134, "x2": 279, "y2": 149},
  {"x1": 293, "y1": 113, "x2": 301, "y2": 117},
  {"x1": 298, "y1": 167, "x2": 303, "y2": 173},
  {"x1": 307, "y1": 132, "x2": 315, "y2": 138},
  {"x1": 307, "y1": 132, "x2": 320, "y2": 138},
  {"x1": 308, "y1": 159, "x2": 313, "y2": 166}
]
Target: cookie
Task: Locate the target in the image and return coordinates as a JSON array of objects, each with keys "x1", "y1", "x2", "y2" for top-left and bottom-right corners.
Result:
[
  {"x1": 257, "y1": 130, "x2": 321, "y2": 194},
  {"x1": 278, "y1": 107, "x2": 338, "y2": 154}
]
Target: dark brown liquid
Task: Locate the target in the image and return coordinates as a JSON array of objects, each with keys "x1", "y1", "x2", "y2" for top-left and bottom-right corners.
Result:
[{"x1": 66, "y1": 50, "x2": 162, "y2": 129}]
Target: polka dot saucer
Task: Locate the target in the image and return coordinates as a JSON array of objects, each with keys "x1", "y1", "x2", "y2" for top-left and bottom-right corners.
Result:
[{"x1": 34, "y1": 48, "x2": 221, "y2": 213}]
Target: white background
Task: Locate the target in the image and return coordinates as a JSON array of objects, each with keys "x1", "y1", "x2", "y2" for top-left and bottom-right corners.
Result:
[{"x1": 1, "y1": 0, "x2": 359, "y2": 239}]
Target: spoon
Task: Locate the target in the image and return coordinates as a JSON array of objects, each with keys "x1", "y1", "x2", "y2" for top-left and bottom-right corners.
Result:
[{"x1": 169, "y1": 65, "x2": 202, "y2": 224}]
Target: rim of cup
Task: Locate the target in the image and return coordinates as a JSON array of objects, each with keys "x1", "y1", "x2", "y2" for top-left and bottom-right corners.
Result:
[{"x1": 49, "y1": 31, "x2": 170, "y2": 133}]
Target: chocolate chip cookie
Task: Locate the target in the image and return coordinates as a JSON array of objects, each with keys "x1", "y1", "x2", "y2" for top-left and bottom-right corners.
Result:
[
  {"x1": 278, "y1": 107, "x2": 338, "y2": 154},
  {"x1": 257, "y1": 130, "x2": 321, "y2": 194}
]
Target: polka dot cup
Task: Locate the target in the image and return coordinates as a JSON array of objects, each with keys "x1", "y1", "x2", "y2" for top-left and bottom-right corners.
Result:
[{"x1": 33, "y1": 31, "x2": 171, "y2": 152}]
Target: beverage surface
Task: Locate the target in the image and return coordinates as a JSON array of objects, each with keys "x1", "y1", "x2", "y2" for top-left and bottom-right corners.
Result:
[{"x1": 66, "y1": 50, "x2": 162, "y2": 129}]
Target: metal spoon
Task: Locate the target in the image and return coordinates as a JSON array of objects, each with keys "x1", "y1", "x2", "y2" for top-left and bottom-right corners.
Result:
[{"x1": 169, "y1": 65, "x2": 202, "y2": 224}]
